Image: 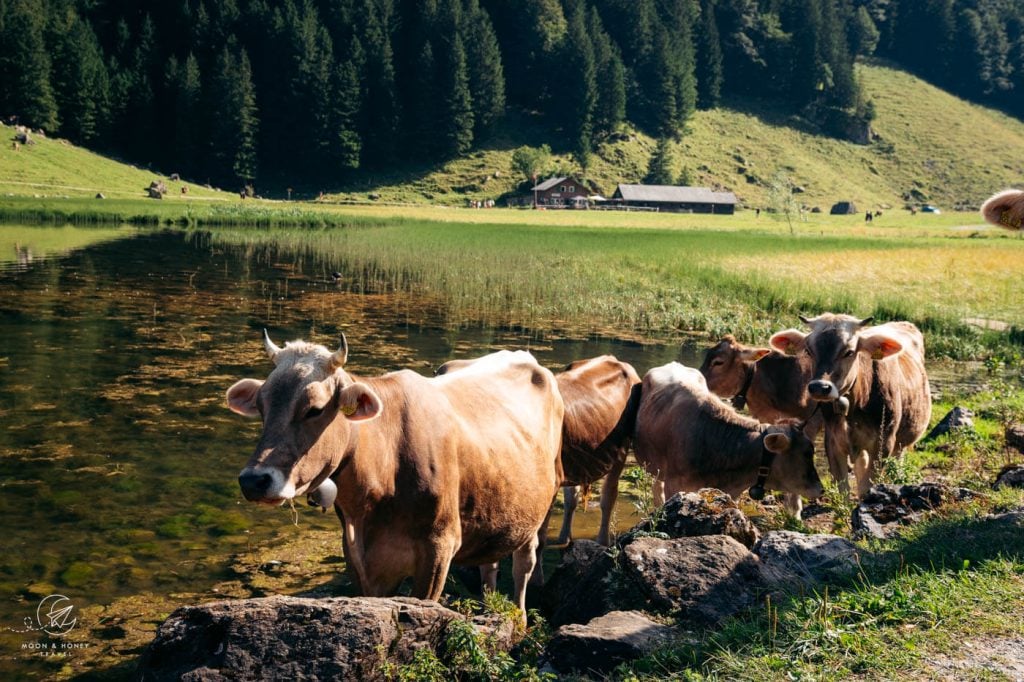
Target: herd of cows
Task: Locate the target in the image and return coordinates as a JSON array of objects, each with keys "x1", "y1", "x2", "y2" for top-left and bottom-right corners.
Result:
[
  {"x1": 224, "y1": 314, "x2": 931, "y2": 622},
  {"x1": 221, "y1": 190, "x2": 1022, "y2": 623}
]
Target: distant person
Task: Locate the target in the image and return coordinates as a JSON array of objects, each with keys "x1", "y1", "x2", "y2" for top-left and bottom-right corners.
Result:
[{"x1": 755, "y1": 207, "x2": 761, "y2": 218}]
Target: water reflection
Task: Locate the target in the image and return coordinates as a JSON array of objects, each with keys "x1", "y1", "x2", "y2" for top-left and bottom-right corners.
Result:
[{"x1": 0, "y1": 227, "x2": 686, "y2": 635}]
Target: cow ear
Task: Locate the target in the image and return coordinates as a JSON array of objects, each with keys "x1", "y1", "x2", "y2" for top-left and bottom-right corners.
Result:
[
  {"x1": 858, "y1": 331, "x2": 903, "y2": 360},
  {"x1": 227, "y1": 379, "x2": 263, "y2": 417},
  {"x1": 338, "y1": 382, "x2": 382, "y2": 422},
  {"x1": 739, "y1": 347, "x2": 771, "y2": 363},
  {"x1": 763, "y1": 432, "x2": 791, "y2": 453},
  {"x1": 769, "y1": 329, "x2": 807, "y2": 356},
  {"x1": 981, "y1": 189, "x2": 1024, "y2": 230}
]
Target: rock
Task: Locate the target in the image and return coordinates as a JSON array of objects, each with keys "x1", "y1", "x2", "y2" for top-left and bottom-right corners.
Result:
[
  {"x1": 540, "y1": 540, "x2": 609, "y2": 618},
  {"x1": 923, "y1": 407, "x2": 974, "y2": 441},
  {"x1": 755, "y1": 531, "x2": 861, "y2": 587},
  {"x1": 544, "y1": 611, "x2": 676, "y2": 675},
  {"x1": 985, "y1": 507, "x2": 1024, "y2": 526},
  {"x1": 1005, "y1": 425, "x2": 1024, "y2": 454},
  {"x1": 851, "y1": 483, "x2": 977, "y2": 539},
  {"x1": 95, "y1": 192, "x2": 105, "y2": 199},
  {"x1": 137, "y1": 595, "x2": 515, "y2": 682},
  {"x1": 994, "y1": 464, "x2": 1024, "y2": 490},
  {"x1": 620, "y1": 535, "x2": 767, "y2": 627},
  {"x1": 628, "y1": 489, "x2": 760, "y2": 549},
  {"x1": 546, "y1": 541, "x2": 618, "y2": 627},
  {"x1": 368, "y1": 193, "x2": 381, "y2": 201}
]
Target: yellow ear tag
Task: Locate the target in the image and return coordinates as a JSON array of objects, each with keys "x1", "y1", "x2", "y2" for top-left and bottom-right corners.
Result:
[
  {"x1": 871, "y1": 349, "x2": 885, "y2": 361},
  {"x1": 341, "y1": 403, "x2": 357, "y2": 417}
]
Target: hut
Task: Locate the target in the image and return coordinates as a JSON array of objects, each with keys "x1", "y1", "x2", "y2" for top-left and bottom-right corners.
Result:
[
  {"x1": 531, "y1": 176, "x2": 588, "y2": 207},
  {"x1": 611, "y1": 184, "x2": 737, "y2": 214}
]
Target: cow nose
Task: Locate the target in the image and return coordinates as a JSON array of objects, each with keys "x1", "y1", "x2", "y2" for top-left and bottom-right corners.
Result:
[
  {"x1": 239, "y1": 471, "x2": 273, "y2": 500},
  {"x1": 808, "y1": 380, "x2": 835, "y2": 400}
]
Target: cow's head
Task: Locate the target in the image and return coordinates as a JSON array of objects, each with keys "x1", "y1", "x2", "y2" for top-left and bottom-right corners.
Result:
[
  {"x1": 699, "y1": 335, "x2": 770, "y2": 398},
  {"x1": 225, "y1": 331, "x2": 382, "y2": 504},
  {"x1": 769, "y1": 314, "x2": 903, "y2": 403},
  {"x1": 761, "y1": 423, "x2": 824, "y2": 500},
  {"x1": 981, "y1": 189, "x2": 1024, "y2": 231}
]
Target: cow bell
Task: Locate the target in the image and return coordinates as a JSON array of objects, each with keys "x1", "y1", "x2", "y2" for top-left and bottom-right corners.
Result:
[
  {"x1": 835, "y1": 395, "x2": 850, "y2": 416},
  {"x1": 748, "y1": 483, "x2": 767, "y2": 501},
  {"x1": 307, "y1": 478, "x2": 338, "y2": 513}
]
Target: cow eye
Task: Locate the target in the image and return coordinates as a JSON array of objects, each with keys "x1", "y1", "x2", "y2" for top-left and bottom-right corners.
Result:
[
  {"x1": 843, "y1": 348, "x2": 856, "y2": 358},
  {"x1": 710, "y1": 359, "x2": 724, "y2": 367},
  {"x1": 304, "y1": 406, "x2": 324, "y2": 421}
]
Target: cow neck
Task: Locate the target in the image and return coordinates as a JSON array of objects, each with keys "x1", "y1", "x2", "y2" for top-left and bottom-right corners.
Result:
[
  {"x1": 747, "y1": 427, "x2": 776, "y2": 501},
  {"x1": 732, "y1": 363, "x2": 756, "y2": 411}
]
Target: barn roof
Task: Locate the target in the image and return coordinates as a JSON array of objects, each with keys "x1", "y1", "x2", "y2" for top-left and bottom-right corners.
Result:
[
  {"x1": 532, "y1": 176, "x2": 577, "y2": 191},
  {"x1": 614, "y1": 184, "x2": 737, "y2": 205}
]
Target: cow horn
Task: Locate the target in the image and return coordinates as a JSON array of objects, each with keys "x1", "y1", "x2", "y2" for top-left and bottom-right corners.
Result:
[
  {"x1": 798, "y1": 314, "x2": 812, "y2": 325},
  {"x1": 327, "y1": 332, "x2": 349, "y2": 371},
  {"x1": 857, "y1": 316, "x2": 874, "y2": 327},
  {"x1": 263, "y1": 329, "x2": 281, "y2": 364}
]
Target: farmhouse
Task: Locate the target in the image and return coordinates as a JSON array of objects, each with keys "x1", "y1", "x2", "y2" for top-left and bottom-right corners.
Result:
[
  {"x1": 532, "y1": 176, "x2": 589, "y2": 207},
  {"x1": 612, "y1": 184, "x2": 737, "y2": 214}
]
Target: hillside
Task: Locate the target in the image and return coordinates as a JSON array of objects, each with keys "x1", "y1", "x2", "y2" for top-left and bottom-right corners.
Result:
[
  {"x1": 2, "y1": 63, "x2": 1023, "y2": 213},
  {"x1": 322, "y1": 62, "x2": 1024, "y2": 211},
  {"x1": 0, "y1": 123, "x2": 232, "y2": 202}
]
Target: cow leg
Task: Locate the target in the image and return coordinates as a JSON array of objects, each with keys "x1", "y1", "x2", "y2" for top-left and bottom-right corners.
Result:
[
  {"x1": 783, "y1": 493, "x2": 804, "y2": 519},
  {"x1": 555, "y1": 486, "x2": 579, "y2": 545},
  {"x1": 511, "y1": 534, "x2": 540, "y2": 625},
  {"x1": 652, "y1": 476, "x2": 666, "y2": 508},
  {"x1": 411, "y1": 537, "x2": 458, "y2": 601},
  {"x1": 479, "y1": 562, "x2": 499, "y2": 594},
  {"x1": 528, "y1": 504, "x2": 554, "y2": 588},
  {"x1": 597, "y1": 457, "x2": 626, "y2": 546},
  {"x1": 823, "y1": 418, "x2": 852, "y2": 495},
  {"x1": 853, "y1": 450, "x2": 875, "y2": 498}
]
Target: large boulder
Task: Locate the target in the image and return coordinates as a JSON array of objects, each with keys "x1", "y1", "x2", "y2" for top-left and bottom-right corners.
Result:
[
  {"x1": 755, "y1": 531, "x2": 861, "y2": 588},
  {"x1": 543, "y1": 611, "x2": 676, "y2": 675},
  {"x1": 923, "y1": 407, "x2": 975, "y2": 442},
  {"x1": 629, "y1": 489, "x2": 760, "y2": 548},
  {"x1": 1006, "y1": 425, "x2": 1024, "y2": 453},
  {"x1": 852, "y1": 483, "x2": 976, "y2": 539},
  {"x1": 994, "y1": 464, "x2": 1024, "y2": 490},
  {"x1": 137, "y1": 596, "x2": 515, "y2": 682}
]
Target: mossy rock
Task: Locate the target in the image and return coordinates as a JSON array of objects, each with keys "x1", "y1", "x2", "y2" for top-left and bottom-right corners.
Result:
[{"x1": 61, "y1": 562, "x2": 95, "y2": 587}]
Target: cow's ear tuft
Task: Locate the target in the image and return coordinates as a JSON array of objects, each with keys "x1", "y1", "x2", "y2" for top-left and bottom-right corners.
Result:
[
  {"x1": 227, "y1": 379, "x2": 263, "y2": 417},
  {"x1": 740, "y1": 347, "x2": 771, "y2": 363},
  {"x1": 338, "y1": 383, "x2": 382, "y2": 422},
  {"x1": 858, "y1": 331, "x2": 903, "y2": 360},
  {"x1": 769, "y1": 329, "x2": 807, "y2": 356},
  {"x1": 763, "y1": 432, "x2": 791, "y2": 453}
]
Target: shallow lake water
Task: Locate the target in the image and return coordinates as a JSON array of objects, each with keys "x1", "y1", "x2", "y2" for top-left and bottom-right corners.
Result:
[{"x1": 0, "y1": 226, "x2": 691, "y2": 641}]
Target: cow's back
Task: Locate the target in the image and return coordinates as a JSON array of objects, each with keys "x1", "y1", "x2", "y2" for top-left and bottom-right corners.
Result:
[
  {"x1": 634, "y1": 363, "x2": 709, "y2": 479},
  {"x1": 557, "y1": 356, "x2": 641, "y2": 486}
]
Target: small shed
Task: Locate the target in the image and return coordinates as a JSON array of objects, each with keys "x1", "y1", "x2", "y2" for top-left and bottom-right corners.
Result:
[
  {"x1": 531, "y1": 176, "x2": 588, "y2": 207},
  {"x1": 830, "y1": 201, "x2": 857, "y2": 215}
]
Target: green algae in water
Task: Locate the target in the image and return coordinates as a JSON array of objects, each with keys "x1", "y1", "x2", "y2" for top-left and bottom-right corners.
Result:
[{"x1": 60, "y1": 562, "x2": 95, "y2": 588}]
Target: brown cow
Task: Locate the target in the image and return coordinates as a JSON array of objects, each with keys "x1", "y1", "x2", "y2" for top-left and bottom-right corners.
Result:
[
  {"x1": 770, "y1": 314, "x2": 931, "y2": 496},
  {"x1": 699, "y1": 335, "x2": 815, "y2": 424},
  {"x1": 981, "y1": 189, "x2": 1024, "y2": 230},
  {"x1": 554, "y1": 356, "x2": 641, "y2": 546},
  {"x1": 226, "y1": 335, "x2": 563, "y2": 621},
  {"x1": 634, "y1": 362, "x2": 824, "y2": 516}
]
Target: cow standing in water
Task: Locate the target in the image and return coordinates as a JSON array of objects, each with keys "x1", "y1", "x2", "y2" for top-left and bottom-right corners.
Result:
[
  {"x1": 554, "y1": 356, "x2": 641, "y2": 546},
  {"x1": 226, "y1": 335, "x2": 563, "y2": 622},
  {"x1": 634, "y1": 362, "x2": 824, "y2": 516},
  {"x1": 770, "y1": 314, "x2": 931, "y2": 496}
]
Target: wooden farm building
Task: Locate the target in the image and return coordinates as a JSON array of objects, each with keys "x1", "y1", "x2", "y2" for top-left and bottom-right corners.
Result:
[
  {"x1": 531, "y1": 176, "x2": 589, "y2": 207},
  {"x1": 611, "y1": 184, "x2": 737, "y2": 214}
]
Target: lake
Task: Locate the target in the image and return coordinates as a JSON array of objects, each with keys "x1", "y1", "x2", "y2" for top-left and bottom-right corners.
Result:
[{"x1": 0, "y1": 225, "x2": 689, "y2": 655}]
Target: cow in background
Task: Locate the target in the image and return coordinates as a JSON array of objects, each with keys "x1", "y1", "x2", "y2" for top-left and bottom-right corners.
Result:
[
  {"x1": 227, "y1": 336, "x2": 563, "y2": 622},
  {"x1": 770, "y1": 314, "x2": 931, "y2": 497},
  {"x1": 634, "y1": 362, "x2": 824, "y2": 517}
]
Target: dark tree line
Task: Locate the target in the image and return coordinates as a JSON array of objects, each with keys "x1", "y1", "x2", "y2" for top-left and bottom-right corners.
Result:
[{"x1": 1, "y1": 0, "x2": 1022, "y2": 190}]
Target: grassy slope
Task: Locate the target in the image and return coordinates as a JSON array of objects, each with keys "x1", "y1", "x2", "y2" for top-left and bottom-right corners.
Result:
[
  {"x1": 0, "y1": 123, "x2": 231, "y2": 201},
  {"x1": 322, "y1": 62, "x2": 1024, "y2": 211}
]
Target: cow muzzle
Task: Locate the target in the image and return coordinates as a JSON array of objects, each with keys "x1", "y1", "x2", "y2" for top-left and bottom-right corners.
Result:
[
  {"x1": 238, "y1": 466, "x2": 289, "y2": 503},
  {"x1": 807, "y1": 380, "x2": 839, "y2": 401}
]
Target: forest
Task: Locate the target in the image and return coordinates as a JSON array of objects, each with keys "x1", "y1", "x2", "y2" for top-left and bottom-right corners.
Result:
[{"x1": 1, "y1": 0, "x2": 1022, "y2": 190}]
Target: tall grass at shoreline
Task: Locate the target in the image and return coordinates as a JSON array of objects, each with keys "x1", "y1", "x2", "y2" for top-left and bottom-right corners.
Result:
[{"x1": 199, "y1": 220, "x2": 1024, "y2": 359}]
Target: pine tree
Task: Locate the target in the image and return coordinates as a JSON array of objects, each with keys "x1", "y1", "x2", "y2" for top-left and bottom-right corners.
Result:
[
  {"x1": 558, "y1": 2, "x2": 597, "y2": 158},
  {"x1": 327, "y1": 53, "x2": 363, "y2": 172},
  {"x1": 436, "y1": 7, "x2": 474, "y2": 158},
  {"x1": 645, "y1": 137, "x2": 676, "y2": 185},
  {"x1": 50, "y1": 10, "x2": 109, "y2": 143},
  {"x1": 696, "y1": 0, "x2": 724, "y2": 109},
  {"x1": 848, "y1": 5, "x2": 880, "y2": 57},
  {"x1": 208, "y1": 46, "x2": 259, "y2": 186},
  {"x1": 233, "y1": 49, "x2": 259, "y2": 183},
  {"x1": 0, "y1": 0, "x2": 58, "y2": 130},
  {"x1": 173, "y1": 53, "x2": 202, "y2": 174},
  {"x1": 356, "y1": 0, "x2": 399, "y2": 166},
  {"x1": 464, "y1": 0, "x2": 505, "y2": 138},
  {"x1": 588, "y1": 6, "x2": 625, "y2": 134}
]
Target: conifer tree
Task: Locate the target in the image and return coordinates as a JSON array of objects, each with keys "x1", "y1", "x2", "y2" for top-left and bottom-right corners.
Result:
[
  {"x1": 437, "y1": 16, "x2": 475, "y2": 157},
  {"x1": 0, "y1": 0, "x2": 58, "y2": 130},
  {"x1": 232, "y1": 49, "x2": 259, "y2": 184},
  {"x1": 696, "y1": 0, "x2": 723, "y2": 109},
  {"x1": 588, "y1": 6, "x2": 625, "y2": 134},
  {"x1": 464, "y1": 0, "x2": 505, "y2": 138},
  {"x1": 50, "y1": 11, "x2": 109, "y2": 142},
  {"x1": 559, "y1": 2, "x2": 597, "y2": 158},
  {"x1": 173, "y1": 52, "x2": 202, "y2": 173},
  {"x1": 645, "y1": 137, "x2": 676, "y2": 185},
  {"x1": 356, "y1": 0, "x2": 399, "y2": 166}
]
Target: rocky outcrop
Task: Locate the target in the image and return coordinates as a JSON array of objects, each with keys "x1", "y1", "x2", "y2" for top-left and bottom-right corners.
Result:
[
  {"x1": 1005, "y1": 425, "x2": 1024, "y2": 454},
  {"x1": 755, "y1": 531, "x2": 861, "y2": 588},
  {"x1": 543, "y1": 611, "x2": 676, "y2": 675},
  {"x1": 137, "y1": 596, "x2": 515, "y2": 682},
  {"x1": 629, "y1": 489, "x2": 760, "y2": 548},
  {"x1": 852, "y1": 483, "x2": 976, "y2": 539},
  {"x1": 923, "y1": 407, "x2": 975, "y2": 441},
  {"x1": 994, "y1": 464, "x2": 1024, "y2": 490}
]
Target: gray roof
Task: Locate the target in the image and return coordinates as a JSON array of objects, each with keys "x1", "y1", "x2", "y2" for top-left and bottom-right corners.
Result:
[
  {"x1": 614, "y1": 184, "x2": 737, "y2": 205},
  {"x1": 533, "y1": 176, "x2": 575, "y2": 191}
]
